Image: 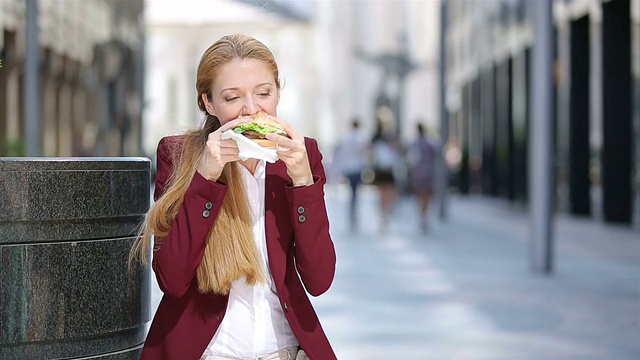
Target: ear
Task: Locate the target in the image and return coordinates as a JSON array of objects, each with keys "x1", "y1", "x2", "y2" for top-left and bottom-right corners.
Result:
[
  {"x1": 276, "y1": 89, "x2": 281, "y2": 105},
  {"x1": 201, "y1": 93, "x2": 215, "y2": 116}
]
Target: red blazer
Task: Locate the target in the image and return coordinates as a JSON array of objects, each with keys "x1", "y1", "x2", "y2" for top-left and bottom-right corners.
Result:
[{"x1": 140, "y1": 135, "x2": 337, "y2": 360}]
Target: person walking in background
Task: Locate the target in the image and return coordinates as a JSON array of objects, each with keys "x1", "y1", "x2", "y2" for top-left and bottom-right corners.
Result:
[
  {"x1": 369, "y1": 116, "x2": 401, "y2": 233},
  {"x1": 130, "y1": 34, "x2": 336, "y2": 360},
  {"x1": 333, "y1": 118, "x2": 368, "y2": 230},
  {"x1": 407, "y1": 122, "x2": 437, "y2": 234}
]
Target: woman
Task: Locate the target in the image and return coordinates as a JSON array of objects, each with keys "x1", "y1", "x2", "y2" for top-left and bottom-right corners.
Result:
[
  {"x1": 407, "y1": 123, "x2": 436, "y2": 234},
  {"x1": 131, "y1": 34, "x2": 337, "y2": 360},
  {"x1": 333, "y1": 118, "x2": 368, "y2": 230},
  {"x1": 369, "y1": 116, "x2": 400, "y2": 232}
]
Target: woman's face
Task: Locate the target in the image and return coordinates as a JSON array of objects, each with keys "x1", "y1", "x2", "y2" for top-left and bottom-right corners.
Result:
[{"x1": 203, "y1": 58, "x2": 280, "y2": 125}]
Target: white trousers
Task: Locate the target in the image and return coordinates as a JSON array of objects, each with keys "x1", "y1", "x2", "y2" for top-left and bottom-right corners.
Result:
[{"x1": 201, "y1": 346, "x2": 309, "y2": 360}]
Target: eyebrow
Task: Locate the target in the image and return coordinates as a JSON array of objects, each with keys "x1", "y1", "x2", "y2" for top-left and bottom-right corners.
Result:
[{"x1": 220, "y1": 82, "x2": 274, "y2": 95}]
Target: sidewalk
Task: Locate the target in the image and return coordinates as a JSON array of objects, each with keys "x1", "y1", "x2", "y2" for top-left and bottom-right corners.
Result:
[{"x1": 314, "y1": 184, "x2": 640, "y2": 360}]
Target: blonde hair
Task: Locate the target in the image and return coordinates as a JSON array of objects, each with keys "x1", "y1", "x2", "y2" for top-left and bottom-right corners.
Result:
[{"x1": 131, "y1": 34, "x2": 281, "y2": 294}]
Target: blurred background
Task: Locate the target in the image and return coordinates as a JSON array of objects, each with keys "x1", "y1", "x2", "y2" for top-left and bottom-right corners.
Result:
[
  {"x1": 1, "y1": 0, "x2": 639, "y2": 359},
  {"x1": 1, "y1": 0, "x2": 639, "y2": 226}
]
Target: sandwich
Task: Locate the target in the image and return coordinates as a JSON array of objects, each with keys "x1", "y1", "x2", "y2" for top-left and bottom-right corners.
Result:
[{"x1": 233, "y1": 111, "x2": 289, "y2": 147}]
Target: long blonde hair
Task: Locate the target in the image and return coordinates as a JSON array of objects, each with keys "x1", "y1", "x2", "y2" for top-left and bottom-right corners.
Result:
[{"x1": 131, "y1": 34, "x2": 281, "y2": 294}]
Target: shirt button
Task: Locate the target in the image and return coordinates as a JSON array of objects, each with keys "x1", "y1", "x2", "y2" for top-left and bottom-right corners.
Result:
[
  {"x1": 298, "y1": 215, "x2": 306, "y2": 223},
  {"x1": 202, "y1": 210, "x2": 211, "y2": 218},
  {"x1": 297, "y1": 206, "x2": 305, "y2": 214},
  {"x1": 205, "y1": 201, "x2": 213, "y2": 210}
]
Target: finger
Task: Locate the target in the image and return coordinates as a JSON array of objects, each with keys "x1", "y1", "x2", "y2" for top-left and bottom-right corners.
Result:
[
  {"x1": 220, "y1": 147, "x2": 240, "y2": 156},
  {"x1": 220, "y1": 154, "x2": 241, "y2": 163},
  {"x1": 265, "y1": 116, "x2": 303, "y2": 141},
  {"x1": 265, "y1": 133, "x2": 300, "y2": 150},
  {"x1": 219, "y1": 139, "x2": 239, "y2": 148},
  {"x1": 219, "y1": 147, "x2": 238, "y2": 153}
]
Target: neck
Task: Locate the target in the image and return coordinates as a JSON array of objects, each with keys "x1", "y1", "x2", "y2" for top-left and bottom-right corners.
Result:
[{"x1": 239, "y1": 159, "x2": 259, "y2": 174}]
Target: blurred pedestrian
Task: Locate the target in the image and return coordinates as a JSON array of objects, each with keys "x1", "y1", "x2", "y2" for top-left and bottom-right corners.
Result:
[
  {"x1": 407, "y1": 123, "x2": 437, "y2": 234},
  {"x1": 369, "y1": 115, "x2": 401, "y2": 232},
  {"x1": 130, "y1": 34, "x2": 336, "y2": 360},
  {"x1": 333, "y1": 118, "x2": 368, "y2": 230}
]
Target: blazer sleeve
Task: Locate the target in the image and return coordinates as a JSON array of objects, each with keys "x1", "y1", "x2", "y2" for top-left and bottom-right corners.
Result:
[
  {"x1": 151, "y1": 136, "x2": 229, "y2": 299},
  {"x1": 285, "y1": 138, "x2": 337, "y2": 296}
]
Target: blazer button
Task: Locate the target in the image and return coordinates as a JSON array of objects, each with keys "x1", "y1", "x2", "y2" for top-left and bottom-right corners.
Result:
[
  {"x1": 298, "y1": 215, "x2": 306, "y2": 223},
  {"x1": 205, "y1": 201, "x2": 213, "y2": 210},
  {"x1": 202, "y1": 210, "x2": 211, "y2": 218},
  {"x1": 284, "y1": 302, "x2": 289, "y2": 312},
  {"x1": 297, "y1": 206, "x2": 305, "y2": 214}
]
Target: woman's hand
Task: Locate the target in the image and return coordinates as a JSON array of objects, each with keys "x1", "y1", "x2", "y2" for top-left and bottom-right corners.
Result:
[
  {"x1": 265, "y1": 117, "x2": 313, "y2": 186},
  {"x1": 197, "y1": 118, "x2": 248, "y2": 181}
]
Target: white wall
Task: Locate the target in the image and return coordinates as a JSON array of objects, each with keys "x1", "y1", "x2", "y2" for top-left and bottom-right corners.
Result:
[{"x1": 143, "y1": 0, "x2": 316, "y2": 155}]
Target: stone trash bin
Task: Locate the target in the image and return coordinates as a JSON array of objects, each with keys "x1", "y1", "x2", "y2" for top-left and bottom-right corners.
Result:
[{"x1": 0, "y1": 158, "x2": 151, "y2": 359}]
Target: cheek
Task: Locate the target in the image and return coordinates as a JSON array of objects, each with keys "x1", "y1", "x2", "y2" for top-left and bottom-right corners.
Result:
[
  {"x1": 213, "y1": 105, "x2": 240, "y2": 124},
  {"x1": 259, "y1": 98, "x2": 279, "y2": 114}
]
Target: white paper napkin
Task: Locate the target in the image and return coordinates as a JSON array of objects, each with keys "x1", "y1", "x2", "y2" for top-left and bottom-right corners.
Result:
[{"x1": 222, "y1": 129, "x2": 279, "y2": 163}]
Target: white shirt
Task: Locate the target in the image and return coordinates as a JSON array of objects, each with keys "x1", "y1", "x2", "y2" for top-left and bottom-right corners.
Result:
[
  {"x1": 372, "y1": 140, "x2": 398, "y2": 170},
  {"x1": 203, "y1": 161, "x2": 298, "y2": 358},
  {"x1": 337, "y1": 129, "x2": 368, "y2": 174}
]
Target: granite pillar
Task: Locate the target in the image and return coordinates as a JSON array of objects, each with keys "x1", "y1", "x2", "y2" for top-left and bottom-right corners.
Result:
[{"x1": 0, "y1": 157, "x2": 151, "y2": 359}]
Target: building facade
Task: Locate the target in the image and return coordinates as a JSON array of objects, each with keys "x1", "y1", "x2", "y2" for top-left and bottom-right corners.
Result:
[
  {"x1": 444, "y1": 0, "x2": 640, "y2": 226},
  {"x1": 0, "y1": 0, "x2": 145, "y2": 157}
]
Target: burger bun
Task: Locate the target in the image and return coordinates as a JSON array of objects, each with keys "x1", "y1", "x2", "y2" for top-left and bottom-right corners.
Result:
[
  {"x1": 252, "y1": 139, "x2": 278, "y2": 148},
  {"x1": 248, "y1": 112, "x2": 285, "y2": 130}
]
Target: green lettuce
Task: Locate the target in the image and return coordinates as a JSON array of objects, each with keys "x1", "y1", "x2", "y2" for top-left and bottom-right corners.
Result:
[{"x1": 233, "y1": 122, "x2": 286, "y2": 135}]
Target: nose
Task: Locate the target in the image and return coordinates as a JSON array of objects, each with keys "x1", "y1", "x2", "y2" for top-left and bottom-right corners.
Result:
[{"x1": 241, "y1": 95, "x2": 259, "y2": 116}]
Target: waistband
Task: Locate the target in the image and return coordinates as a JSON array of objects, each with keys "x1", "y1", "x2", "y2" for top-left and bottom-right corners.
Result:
[{"x1": 200, "y1": 346, "x2": 299, "y2": 360}]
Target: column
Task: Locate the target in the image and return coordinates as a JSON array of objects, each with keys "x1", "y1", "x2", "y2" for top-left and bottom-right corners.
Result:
[
  {"x1": 602, "y1": 0, "x2": 632, "y2": 223},
  {"x1": 569, "y1": 15, "x2": 592, "y2": 216},
  {"x1": 512, "y1": 49, "x2": 529, "y2": 204},
  {"x1": 470, "y1": 76, "x2": 482, "y2": 192},
  {"x1": 0, "y1": 158, "x2": 151, "y2": 358},
  {"x1": 482, "y1": 67, "x2": 498, "y2": 196},
  {"x1": 529, "y1": 0, "x2": 554, "y2": 273},
  {"x1": 495, "y1": 58, "x2": 513, "y2": 199},
  {"x1": 459, "y1": 82, "x2": 470, "y2": 194},
  {"x1": 633, "y1": 0, "x2": 640, "y2": 228}
]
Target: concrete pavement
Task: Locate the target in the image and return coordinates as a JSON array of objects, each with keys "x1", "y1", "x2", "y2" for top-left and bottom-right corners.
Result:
[
  {"x1": 148, "y1": 183, "x2": 640, "y2": 359},
  {"x1": 314, "y1": 184, "x2": 640, "y2": 360}
]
